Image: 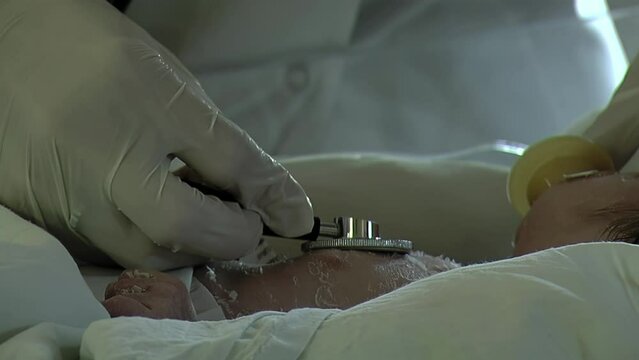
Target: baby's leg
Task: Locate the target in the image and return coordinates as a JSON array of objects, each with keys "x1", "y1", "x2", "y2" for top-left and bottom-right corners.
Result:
[{"x1": 194, "y1": 250, "x2": 459, "y2": 319}]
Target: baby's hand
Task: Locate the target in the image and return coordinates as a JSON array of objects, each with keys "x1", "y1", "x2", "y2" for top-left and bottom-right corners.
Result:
[{"x1": 102, "y1": 270, "x2": 196, "y2": 321}]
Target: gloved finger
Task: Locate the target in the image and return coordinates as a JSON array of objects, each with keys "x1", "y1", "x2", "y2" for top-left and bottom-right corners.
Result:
[
  {"x1": 132, "y1": 45, "x2": 313, "y2": 238},
  {"x1": 75, "y1": 197, "x2": 209, "y2": 270},
  {"x1": 110, "y1": 149, "x2": 263, "y2": 260},
  {"x1": 172, "y1": 166, "x2": 206, "y2": 186},
  {"x1": 102, "y1": 295, "x2": 152, "y2": 318},
  {"x1": 172, "y1": 165, "x2": 241, "y2": 202},
  {"x1": 177, "y1": 114, "x2": 314, "y2": 238}
]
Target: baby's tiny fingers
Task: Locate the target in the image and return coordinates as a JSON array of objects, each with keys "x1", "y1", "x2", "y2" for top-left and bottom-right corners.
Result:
[{"x1": 102, "y1": 295, "x2": 152, "y2": 318}]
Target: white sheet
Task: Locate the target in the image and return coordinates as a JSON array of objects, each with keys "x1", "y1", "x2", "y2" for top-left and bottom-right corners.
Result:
[
  {"x1": 61, "y1": 243, "x2": 639, "y2": 359},
  {"x1": 0, "y1": 205, "x2": 108, "y2": 344},
  {"x1": 81, "y1": 309, "x2": 335, "y2": 359},
  {"x1": 0, "y1": 323, "x2": 83, "y2": 360}
]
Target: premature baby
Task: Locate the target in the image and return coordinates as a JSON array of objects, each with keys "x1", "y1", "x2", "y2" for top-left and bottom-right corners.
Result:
[
  {"x1": 103, "y1": 172, "x2": 639, "y2": 320},
  {"x1": 103, "y1": 250, "x2": 459, "y2": 320}
]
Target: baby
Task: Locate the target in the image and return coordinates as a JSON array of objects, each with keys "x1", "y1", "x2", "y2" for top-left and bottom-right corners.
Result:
[
  {"x1": 102, "y1": 172, "x2": 639, "y2": 320},
  {"x1": 103, "y1": 250, "x2": 459, "y2": 320}
]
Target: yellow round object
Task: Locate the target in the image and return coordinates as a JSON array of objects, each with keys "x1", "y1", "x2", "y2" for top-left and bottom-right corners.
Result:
[{"x1": 507, "y1": 135, "x2": 614, "y2": 216}]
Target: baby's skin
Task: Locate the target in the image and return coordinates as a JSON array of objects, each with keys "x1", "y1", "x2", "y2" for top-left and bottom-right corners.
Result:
[
  {"x1": 103, "y1": 250, "x2": 458, "y2": 320},
  {"x1": 194, "y1": 250, "x2": 458, "y2": 318}
]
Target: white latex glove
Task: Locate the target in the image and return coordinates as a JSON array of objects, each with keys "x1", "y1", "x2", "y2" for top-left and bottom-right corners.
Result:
[
  {"x1": 579, "y1": 56, "x2": 639, "y2": 170},
  {"x1": 0, "y1": 0, "x2": 314, "y2": 270}
]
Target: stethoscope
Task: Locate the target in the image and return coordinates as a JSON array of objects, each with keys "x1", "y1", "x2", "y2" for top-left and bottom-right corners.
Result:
[{"x1": 183, "y1": 179, "x2": 413, "y2": 254}]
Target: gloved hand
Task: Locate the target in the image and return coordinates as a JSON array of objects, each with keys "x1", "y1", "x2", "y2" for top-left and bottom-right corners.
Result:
[
  {"x1": 579, "y1": 56, "x2": 639, "y2": 170},
  {"x1": 0, "y1": 0, "x2": 314, "y2": 269}
]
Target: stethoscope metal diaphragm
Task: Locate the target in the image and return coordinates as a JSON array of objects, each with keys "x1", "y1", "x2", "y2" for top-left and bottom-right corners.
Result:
[{"x1": 299, "y1": 217, "x2": 413, "y2": 254}]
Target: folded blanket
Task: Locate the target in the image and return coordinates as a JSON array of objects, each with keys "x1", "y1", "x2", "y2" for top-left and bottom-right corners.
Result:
[{"x1": 72, "y1": 243, "x2": 639, "y2": 360}]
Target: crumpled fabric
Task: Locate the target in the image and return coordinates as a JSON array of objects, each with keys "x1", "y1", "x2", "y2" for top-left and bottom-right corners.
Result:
[
  {"x1": 80, "y1": 309, "x2": 335, "y2": 360},
  {"x1": 0, "y1": 0, "x2": 314, "y2": 269}
]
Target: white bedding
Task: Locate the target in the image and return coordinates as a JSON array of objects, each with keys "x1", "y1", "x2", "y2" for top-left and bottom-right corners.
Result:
[
  {"x1": 0, "y1": 205, "x2": 108, "y2": 344},
  {"x1": 77, "y1": 243, "x2": 639, "y2": 359},
  {"x1": 1, "y1": 155, "x2": 639, "y2": 359},
  {"x1": 3, "y1": 229, "x2": 639, "y2": 359}
]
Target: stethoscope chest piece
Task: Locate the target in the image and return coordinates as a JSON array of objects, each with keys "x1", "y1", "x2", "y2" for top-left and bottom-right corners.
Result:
[{"x1": 301, "y1": 217, "x2": 413, "y2": 254}]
